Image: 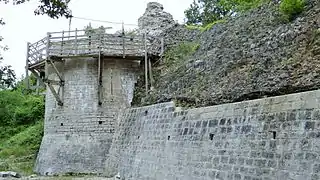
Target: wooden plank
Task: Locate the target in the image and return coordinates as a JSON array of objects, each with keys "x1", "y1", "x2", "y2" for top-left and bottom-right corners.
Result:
[
  {"x1": 29, "y1": 60, "x2": 45, "y2": 69},
  {"x1": 47, "y1": 82, "x2": 63, "y2": 106}
]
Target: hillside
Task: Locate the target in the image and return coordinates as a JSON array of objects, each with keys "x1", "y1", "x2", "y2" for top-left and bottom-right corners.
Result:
[
  {"x1": 134, "y1": 0, "x2": 320, "y2": 107},
  {"x1": 0, "y1": 89, "x2": 44, "y2": 175}
]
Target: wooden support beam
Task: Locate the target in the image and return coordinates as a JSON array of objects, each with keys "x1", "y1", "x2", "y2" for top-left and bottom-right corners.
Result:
[
  {"x1": 29, "y1": 69, "x2": 45, "y2": 87},
  {"x1": 47, "y1": 82, "x2": 63, "y2": 106},
  {"x1": 36, "y1": 78, "x2": 40, "y2": 95},
  {"x1": 47, "y1": 59, "x2": 63, "y2": 83},
  {"x1": 148, "y1": 57, "x2": 154, "y2": 89},
  {"x1": 98, "y1": 51, "x2": 103, "y2": 106},
  {"x1": 144, "y1": 33, "x2": 148, "y2": 94}
]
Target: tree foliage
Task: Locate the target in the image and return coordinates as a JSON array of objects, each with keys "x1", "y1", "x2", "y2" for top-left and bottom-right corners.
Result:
[
  {"x1": 279, "y1": 0, "x2": 306, "y2": 21},
  {"x1": 184, "y1": 0, "x2": 270, "y2": 25},
  {"x1": 0, "y1": 0, "x2": 72, "y2": 88},
  {"x1": 0, "y1": 0, "x2": 72, "y2": 19},
  {"x1": 184, "y1": 0, "x2": 230, "y2": 25},
  {"x1": 0, "y1": 64, "x2": 16, "y2": 89}
]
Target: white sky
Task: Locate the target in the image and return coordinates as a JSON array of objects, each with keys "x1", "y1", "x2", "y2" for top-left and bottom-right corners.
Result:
[{"x1": 0, "y1": 0, "x2": 192, "y2": 78}]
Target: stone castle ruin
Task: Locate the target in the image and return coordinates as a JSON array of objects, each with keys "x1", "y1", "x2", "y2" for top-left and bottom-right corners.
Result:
[
  {"x1": 25, "y1": 1, "x2": 320, "y2": 180},
  {"x1": 25, "y1": 2, "x2": 170, "y2": 175}
]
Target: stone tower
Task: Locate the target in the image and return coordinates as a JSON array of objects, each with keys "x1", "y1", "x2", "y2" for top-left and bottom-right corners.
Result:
[
  {"x1": 24, "y1": 2, "x2": 172, "y2": 176},
  {"x1": 25, "y1": 29, "x2": 160, "y2": 175}
]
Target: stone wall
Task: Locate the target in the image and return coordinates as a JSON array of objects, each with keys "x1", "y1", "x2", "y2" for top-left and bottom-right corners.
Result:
[
  {"x1": 34, "y1": 57, "x2": 140, "y2": 175},
  {"x1": 110, "y1": 89, "x2": 320, "y2": 180}
]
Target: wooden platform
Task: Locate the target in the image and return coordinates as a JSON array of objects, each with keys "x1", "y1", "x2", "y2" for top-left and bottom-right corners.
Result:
[
  {"x1": 26, "y1": 28, "x2": 163, "y2": 71},
  {"x1": 25, "y1": 28, "x2": 163, "y2": 105}
]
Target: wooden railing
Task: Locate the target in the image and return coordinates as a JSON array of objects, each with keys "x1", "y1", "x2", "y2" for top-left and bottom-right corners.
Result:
[{"x1": 27, "y1": 28, "x2": 164, "y2": 66}]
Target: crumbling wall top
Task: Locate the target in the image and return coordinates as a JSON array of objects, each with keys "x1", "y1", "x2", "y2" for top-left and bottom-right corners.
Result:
[{"x1": 138, "y1": 2, "x2": 175, "y2": 36}]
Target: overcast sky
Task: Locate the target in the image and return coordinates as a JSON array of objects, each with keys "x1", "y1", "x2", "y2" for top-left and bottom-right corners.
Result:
[{"x1": 0, "y1": 0, "x2": 192, "y2": 78}]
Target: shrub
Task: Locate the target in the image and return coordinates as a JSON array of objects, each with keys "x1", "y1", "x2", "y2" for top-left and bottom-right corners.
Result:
[
  {"x1": 164, "y1": 42, "x2": 200, "y2": 67},
  {"x1": 202, "y1": 19, "x2": 227, "y2": 32},
  {"x1": 185, "y1": 19, "x2": 227, "y2": 32},
  {"x1": 279, "y1": 0, "x2": 306, "y2": 21}
]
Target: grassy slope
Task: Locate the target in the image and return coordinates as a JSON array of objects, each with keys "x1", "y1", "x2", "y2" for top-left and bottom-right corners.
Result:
[
  {"x1": 0, "y1": 121, "x2": 43, "y2": 175},
  {"x1": 0, "y1": 87, "x2": 44, "y2": 175}
]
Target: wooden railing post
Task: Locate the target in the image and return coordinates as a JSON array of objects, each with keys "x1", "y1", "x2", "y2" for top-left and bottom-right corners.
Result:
[
  {"x1": 61, "y1": 30, "x2": 64, "y2": 55},
  {"x1": 122, "y1": 22, "x2": 125, "y2": 58},
  {"x1": 75, "y1": 28, "x2": 78, "y2": 55},
  {"x1": 88, "y1": 34, "x2": 91, "y2": 54},
  {"x1": 45, "y1": 32, "x2": 51, "y2": 81}
]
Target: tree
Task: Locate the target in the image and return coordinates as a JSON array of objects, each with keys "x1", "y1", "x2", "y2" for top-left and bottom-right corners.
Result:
[
  {"x1": 0, "y1": 18, "x2": 16, "y2": 89},
  {"x1": 0, "y1": 0, "x2": 72, "y2": 19},
  {"x1": 0, "y1": 0, "x2": 72, "y2": 89},
  {"x1": 184, "y1": 0, "x2": 231, "y2": 25},
  {"x1": 184, "y1": 0, "x2": 270, "y2": 25},
  {"x1": 184, "y1": 0, "x2": 203, "y2": 25},
  {"x1": 0, "y1": 65, "x2": 16, "y2": 89}
]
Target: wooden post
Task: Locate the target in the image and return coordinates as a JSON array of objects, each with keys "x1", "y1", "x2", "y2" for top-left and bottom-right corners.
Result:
[
  {"x1": 88, "y1": 33, "x2": 91, "y2": 54},
  {"x1": 45, "y1": 32, "x2": 50, "y2": 82},
  {"x1": 75, "y1": 28, "x2": 78, "y2": 55},
  {"x1": 98, "y1": 51, "x2": 102, "y2": 106},
  {"x1": 122, "y1": 22, "x2": 125, "y2": 58},
  {"x1": 36, "y1": 77, "x2": 40, "y2": 95},
  {"x1": 144, "y1": 33, "x2": 148, "y2": 94},
  {"x1": 148, "y1": 58, "x2": 154, "y2": 90},
  {"x1": 25, "y1": 42, "x2": 30, "y2": 90},
  {"x1": 160, "y1": 37, "x2": 164, "y2": 56},
  {"x1": 61, "y1": 30, "x2": 64, "y2": 55}
]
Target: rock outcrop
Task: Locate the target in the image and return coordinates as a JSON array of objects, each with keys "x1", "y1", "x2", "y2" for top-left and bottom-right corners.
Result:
[
  {"x1": 141, "y1": 0, "x2": 320, "y2": 107},
  {"x1": 138, "y1": 2, "x2": 175, "y2": 37}
]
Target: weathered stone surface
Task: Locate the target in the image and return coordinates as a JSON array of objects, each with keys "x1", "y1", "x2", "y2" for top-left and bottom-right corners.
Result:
[
  {"x1": 144, "y1": 0, "x2": 320, "y2": 107},
  {"x1": 109, "y1": 89, "x2": 320, "y2": 180},
  {"x1": 138, "y1": 2, "x2": 175, "y2": 36},
  {"x1": 35, "y1": 58, "x2": 140, "y2": 175}
]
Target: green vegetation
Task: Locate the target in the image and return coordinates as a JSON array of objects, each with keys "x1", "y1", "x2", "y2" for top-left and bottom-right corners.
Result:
[
  {"x1": 219, "y1": 0, "x2": 271, "y2": 13},
  {"x1": 0, "y1": 78, "x2": 45, "y2": 175},
  {"x1": 184, "y1": 0, "x2": 270, "y2": 26},
  {"x1": 279, "y1": 0, "x2": 306, "y2": 21},
  {"x1": 186, "y1": 19, "x2": 227, "y2": 32},
  {"x1": 131, "y1": 41, "x2": 200, "y2": 107},
  {"x1": 163, "y1": 42, "x2": 200, "y2": 68}
]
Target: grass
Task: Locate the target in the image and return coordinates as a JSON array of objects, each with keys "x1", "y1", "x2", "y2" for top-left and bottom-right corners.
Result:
[
  {"x1": 185, "y1": 19, "x2": 227, "y2": 32},
  {"x1": 0, "y1": 121, "x2": 44, "y2": 175}
]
